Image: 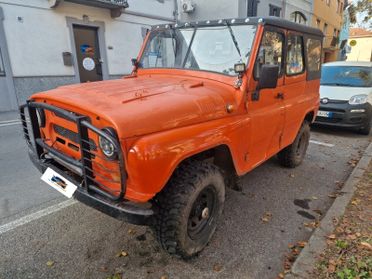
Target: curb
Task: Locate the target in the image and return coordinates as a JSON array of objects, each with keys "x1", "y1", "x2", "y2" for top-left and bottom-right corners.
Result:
[{"x1": 285, "y1": 140, "x2": 372, "y2": 279}]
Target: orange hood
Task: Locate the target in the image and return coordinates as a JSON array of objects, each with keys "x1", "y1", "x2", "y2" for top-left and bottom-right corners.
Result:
[{"x1": 32, "y1": 74, "x2": 237, "y2": 138}]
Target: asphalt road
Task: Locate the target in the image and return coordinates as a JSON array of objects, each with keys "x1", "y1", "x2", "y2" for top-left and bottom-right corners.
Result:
[{"x1": 0, "y1": 118, "x2": 370, "y2": 279}]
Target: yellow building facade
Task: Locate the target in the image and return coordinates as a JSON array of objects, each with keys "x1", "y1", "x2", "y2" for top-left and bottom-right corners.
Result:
[{"x1": 312, "y1": 0, "x2": 344, "y2": 62}]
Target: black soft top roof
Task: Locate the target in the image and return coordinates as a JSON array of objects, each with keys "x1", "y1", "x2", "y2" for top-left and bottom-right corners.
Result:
[{"x1": 152, "y1": 16, "x2": 324, "y2": 37}]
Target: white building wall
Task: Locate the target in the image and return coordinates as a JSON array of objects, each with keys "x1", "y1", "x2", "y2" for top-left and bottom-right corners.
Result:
[
  {"x1": 284, "y1": 0, "x2": 312, "y2": 25},
  {"x1": 1, "y1": 0, "x2": 175, "y2": 77},
  {"x1": 178, "y1": 0, "x2": 246, "y2": 22}
]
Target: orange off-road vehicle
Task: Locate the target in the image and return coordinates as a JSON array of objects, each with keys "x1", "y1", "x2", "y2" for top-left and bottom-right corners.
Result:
[{"x1": 20, "y1": 17, "x2": 323, "y2": 258}]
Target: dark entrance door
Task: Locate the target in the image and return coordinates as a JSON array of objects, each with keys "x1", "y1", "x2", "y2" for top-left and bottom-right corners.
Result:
[{"x1": 73, "y1": 25, "x2": 103, "y2": 83}]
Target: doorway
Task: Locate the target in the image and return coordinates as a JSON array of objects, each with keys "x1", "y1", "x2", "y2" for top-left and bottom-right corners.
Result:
[
  {"x1": 73, "y1": 25, "x2": 102, "y2": 83},
  {"x1": 67, "y1": 17, "x2": 109, "y2": 84}
]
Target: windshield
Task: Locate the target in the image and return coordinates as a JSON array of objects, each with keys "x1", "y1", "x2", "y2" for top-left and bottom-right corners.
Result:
[
  {"x1": 139, "y1": 25, "x2": 257, "y2": 76},
  {"x1": 321, "y1": 66, "x2": 372, "y2": 87}
]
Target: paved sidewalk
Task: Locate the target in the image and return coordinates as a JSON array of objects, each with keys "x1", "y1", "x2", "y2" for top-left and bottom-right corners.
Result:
[
  {"x1": 0, "y1": 110, "x2": 19, "y2": 122},
  {"x1": 285, "y1": 141, "x2": 372, "y2": 279}
]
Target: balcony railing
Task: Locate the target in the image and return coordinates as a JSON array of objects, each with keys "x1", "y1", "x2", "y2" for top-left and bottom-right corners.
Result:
[
  {"x1": 49, "y1": 0, "x2": 129, "y2": 18},
  {"x1": 323, "y1": 36, "x2": 339, "y2": 49}
]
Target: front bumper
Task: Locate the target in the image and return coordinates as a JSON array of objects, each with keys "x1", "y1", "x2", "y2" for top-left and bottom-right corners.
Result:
[
  {"x1": 21, "y1": 101, "x2": 154, "y2": 225},
  {"x1": 314, "y1": 101, "x2": 372, "y2": 129}
]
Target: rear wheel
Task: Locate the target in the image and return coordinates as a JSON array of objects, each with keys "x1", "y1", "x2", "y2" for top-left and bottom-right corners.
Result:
[
  {"x1": 153, "y1": 161, "x2": 225, "y2": 259},
  {"x1": 278, "y1": 121, "x2": 310, "y2": 168}
]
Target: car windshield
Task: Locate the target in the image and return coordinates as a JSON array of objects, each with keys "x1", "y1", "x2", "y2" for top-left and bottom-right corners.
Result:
[
  {"x1": 139, "y1": 24, "x2": 257, "y2": 76},
  {"x1": 321, "y1": 66, "x2": 372, "y2": 87}
]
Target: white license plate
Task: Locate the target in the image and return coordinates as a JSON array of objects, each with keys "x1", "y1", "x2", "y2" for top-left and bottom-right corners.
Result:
[
  {"x1": 41, "y1": 167, "x2": 78, "y2": 198},
  {"x1": 317, "y1": 111, "x2": 333, "y2": 118}
]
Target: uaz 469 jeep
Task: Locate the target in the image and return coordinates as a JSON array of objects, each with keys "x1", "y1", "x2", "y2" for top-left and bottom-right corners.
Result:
[{"x1": 21, "y1": 17, "x2": 323, "y2": 258}]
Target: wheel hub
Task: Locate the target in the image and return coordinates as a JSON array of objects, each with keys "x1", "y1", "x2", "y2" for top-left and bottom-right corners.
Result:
[
  {"x1": 187, "y1": 186, "x2": 217, "y2": 240},
  {"x1": 201, "y1": 207, "x2": 209, "y2": 219}
]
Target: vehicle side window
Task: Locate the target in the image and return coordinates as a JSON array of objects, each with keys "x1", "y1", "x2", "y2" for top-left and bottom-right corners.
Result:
[
  {"x1": 254, "y1": 31, "x2": 284, "y2": 79},
  {"x1": 306, "y1": 38, "x2": 322, "y2": 79},
  {"x1": 0, "y1": 48, "x2": 5, "y2": 76},
  {"x1": 286, "y1": 35, "x2": 304, "y2": 75}
]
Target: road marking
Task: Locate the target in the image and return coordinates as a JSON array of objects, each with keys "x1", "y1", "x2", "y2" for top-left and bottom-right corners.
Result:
[
  {"x1": 0, "y1": 199, "x2": 77, "y2": 235},
  {"x1": 0, "y1": 119, "x2": 21, "y2": 124},
  {"x1": 310, "y1": 140, "x2": 335, "y2": 147},
  {"x1": 0, "y1": 121, "x2": 22, "y2": 127}
]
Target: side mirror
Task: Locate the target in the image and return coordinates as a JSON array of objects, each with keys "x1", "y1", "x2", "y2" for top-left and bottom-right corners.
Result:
[
  {"x1": 258, "y1": 64, "x2": 279, "y2": 89},
  {"x1": 251, "y1": 64, "x2": 279, "y2": 101},
  {"x1": 131, "y1": 58, "x2": 139, "y2": 67}
]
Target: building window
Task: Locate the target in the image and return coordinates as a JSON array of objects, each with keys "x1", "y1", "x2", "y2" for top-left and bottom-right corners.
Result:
[
  {"x1": 326, "y1": 0, "x2": 331, "y2": 6},
  {"x1": 269, "y1": 4, "x2": 281, "y2": 17},
  {"x1": 316, "y1": 19, "x2": 321, "y2": 28},
  {"x1": 247, "y1": 0, "x2": 258, "y2": 16},
  {"x1": 307, "y1": 38, "x2": 322, "y2": 73},
  {"x1": 323, "y1": 23, "x2": 328, "y2": 35},
  {"x1": 290, "y1": 11, "x2": 307, "y2": 24},
  {"x1": 0, "y1": 48, "x2": 5, "y2": 76},
  {"x1": 286, "y1": 35, "x2": 304, "y2": 75}
]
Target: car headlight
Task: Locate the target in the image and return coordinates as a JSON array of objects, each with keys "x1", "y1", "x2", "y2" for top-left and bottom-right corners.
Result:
[
  {"x1": 98, "y1": 128, "x2": 117, "y2": 159},
  {"x1": 349, "y1": 94, "x2": 368, "y2": 105}
]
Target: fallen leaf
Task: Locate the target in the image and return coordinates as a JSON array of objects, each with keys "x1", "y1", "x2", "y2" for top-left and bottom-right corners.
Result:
[
  {"x1": 288, "y1": 243, "x2": 295, "y2": 249},
  {"x1": 351, "y1": 199, "x2": 360, "y2": 205},
  {"x1": 327, "y1": 234, "x2": 336, "y2": 240},
  {"x1": 160, "y1": 276, "x2": 168, "y2": 279},
  {"x1": 297, "y1": 241, "x2": 307, "y2": 248},
  {"x1": 328, "y1": 263, "x2": 336, "y2": 273},
  {"x1": 313, "y1": 209, "x2": 322, "y2": 215},
  {"x1": 46, "y1": 260, "x2": 54, "y2": 267},
  {"x1": 289, "y1": 174, "x2": 295, "y2": 178},
  {"x1": 128, "y1": 228, "x2": 136, "y2": 235},
  {"x1": 278, "y1": 272, "x2": 284, "y2": 278},
  {"x1": 213, "y1": 263, "x2": 222, "y2": 272},
  {"x1": 360, "y1": 242, "x2": 372, "y2": 251},
  {"x1": 99, "y1": 266, "x2": 108, "y2": 272},
  {"x1": 328, "y1": 193, "x2": 338, "y2": 198},
  {"x1": 311, "y1": 196, "x2": 318, "y2": 200},
  {"x1": 116, "y1": 250, "x2": 128, "y2": 257},
  {"x1": 261, "y1": 212, "x2": 272, "y2": 223},
  {"x1": 303, "y1": 221, "x2": 319, "y2": 229}
]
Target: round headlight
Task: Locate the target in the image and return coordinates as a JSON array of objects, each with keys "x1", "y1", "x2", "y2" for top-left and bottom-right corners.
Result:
[
  {"x1": 98, "y1": 128, "x2": 117, "y2": 159},
  {"x1": 349, "y1": 94, "x2": 367, "y2": 105}
]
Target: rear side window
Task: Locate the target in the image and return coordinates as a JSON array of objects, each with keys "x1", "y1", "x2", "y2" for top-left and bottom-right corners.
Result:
[
  {"x1": 286, "y1": 35, "x2": 304, "y2": 75},
  {"x1": 254, "y1": 31, "x2": 284, "y2": 79},
  {"x1": 306, "y1": 38, "x2": 322, "y2": 80}
]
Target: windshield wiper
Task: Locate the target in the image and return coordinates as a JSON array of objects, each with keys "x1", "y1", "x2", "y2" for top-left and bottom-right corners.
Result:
[{"x1": 225, "y1": 21, "x2": 242, "y2": 58}]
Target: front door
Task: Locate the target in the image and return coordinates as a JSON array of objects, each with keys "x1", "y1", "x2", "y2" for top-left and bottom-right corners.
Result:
[
  {"x1": 247, "y1": 27, "x2": 286, "y2": 168},
  {"x1": 73, "y1": 25, "x2": 103, "y2": 83}
]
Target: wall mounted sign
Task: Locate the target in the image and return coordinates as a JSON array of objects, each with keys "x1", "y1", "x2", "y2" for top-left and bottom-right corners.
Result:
[
  {"x1": 82, "y1": 57, "x2": 95, "y2": 71},
  {"x1": 349, "y1": 40, "x2": 357, "y2": 47},
  {"x1": 80, "y1": 44, "x2": 95, "y2": 55}
]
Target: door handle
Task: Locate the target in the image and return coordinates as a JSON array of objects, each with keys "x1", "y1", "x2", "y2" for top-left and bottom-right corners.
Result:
[{"x1": 275, "y1": 92, "x2": 284, "y2": 99}]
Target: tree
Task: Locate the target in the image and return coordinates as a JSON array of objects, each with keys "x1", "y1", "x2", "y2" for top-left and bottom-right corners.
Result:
[{"x1": 352, "y1": 0, "x2": 372, "y2": 28}]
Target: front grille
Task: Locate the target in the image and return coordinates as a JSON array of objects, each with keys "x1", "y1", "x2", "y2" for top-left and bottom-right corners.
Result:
[
  {"x1": 54, "y1": 124, "x2": 97, "y2": 150},
  {"x1": 316, "y1": 116, "x2": 342, "y2": 123}
]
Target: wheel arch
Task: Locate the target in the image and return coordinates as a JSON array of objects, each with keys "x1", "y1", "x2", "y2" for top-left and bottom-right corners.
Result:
[{"x1": 304, "y1": 110, "x2": 315, "y2": 123}]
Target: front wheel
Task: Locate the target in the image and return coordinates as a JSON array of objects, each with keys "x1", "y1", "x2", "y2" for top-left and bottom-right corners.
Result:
[
  {"x1": 277, "y1": 121, "x2": 310, "y2": 168},
  {"x1": 153, "y1": 161, "x2": 225, "y2": 259}
]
